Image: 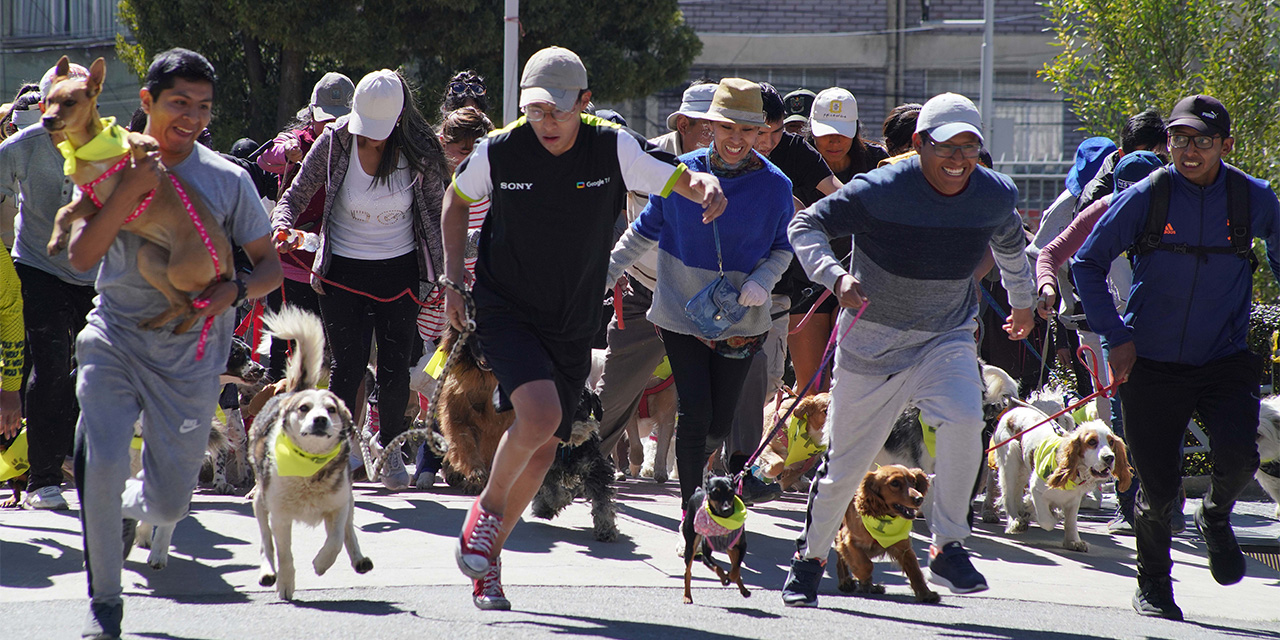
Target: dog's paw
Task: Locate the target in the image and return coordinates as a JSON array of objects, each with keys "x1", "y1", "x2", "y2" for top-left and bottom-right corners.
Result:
[
  {"x1": 682, "y1": 594, "x2": 693, "y2": 604},
  {"x1": 1063, "y1": 539, "x2": 1089, "y2": 553},
  {"x1": 856, "y1": 581, "x2": 886, "y2": 595},
  {"x1": 354, "y1": 557, "x2": 373, "y2": 574},
  {"x1": 127, "y1": 132, "x2": 160, "y2": 154},
  {"x1": 147, "y1": 556, "x2": 168, "y2": 571},
  {"x1": 981, "y1": 510, "x2": 1001, "y2": 524},
  {"x1": 0, "y1": 497, "x2": 18, "y2": 509},
  {"x1": 739, "y1": 585, "x2": 751, "y2": 598},
  {"x1": 1006, "y1": 520, "x2": 1028, "y2": 534},
  {"x1": 837, "y1": 578, "x2": 858, "y2": 594},
  {"x1": 916, "y1": 589, "x2": 941, "y2": 604},
  {"x1": 653, "y1": 469, "x2": 669, "y2": 484},
  {"x1": 210, "y1": 482, "x2": 239, "y2": 496},
  {"x1": 276, "y1": 573, "x2": 295, "y2": 600},
  {"x1": 258, "y1": 571, "x2": 276, "y2": 587}
]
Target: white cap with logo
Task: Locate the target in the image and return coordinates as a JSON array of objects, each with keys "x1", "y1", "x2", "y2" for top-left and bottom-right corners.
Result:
[
  {"x1": 519, "y1": 47, "x2": 588, "y2": 113},
  {"x1": 350, "y1": 70, "x2": 404, "y2": 141},
  {"x1": 916, "y1": 92, "x2": 984, "y2": 144},
  {"x1": 809, "y1": 88, "x2": 859, "y2": 138}
]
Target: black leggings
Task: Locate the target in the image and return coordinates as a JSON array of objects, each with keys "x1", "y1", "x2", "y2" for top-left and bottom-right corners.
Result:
[
  {"x1": 660, "y1": 329, "x2": 755, "y2": 507},
  {"x1": 265, "y1": 278, "x2": 322, "y2": 382},
  {"x1": 317, "y1": 253, "x2": 419, "y2": 446}
]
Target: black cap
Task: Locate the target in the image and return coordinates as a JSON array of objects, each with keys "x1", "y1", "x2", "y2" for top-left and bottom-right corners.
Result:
[
  {"x1": 1167, "y1": 95, "x2": 1230, "y2": 137},
  {"x1": 783, "y1": 89, "x2": 816, "y2": 125}
]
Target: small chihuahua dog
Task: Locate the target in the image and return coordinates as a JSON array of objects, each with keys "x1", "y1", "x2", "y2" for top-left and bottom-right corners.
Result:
[{"x1": 681, "y1": 473, "x2": 750, "y2": 604}]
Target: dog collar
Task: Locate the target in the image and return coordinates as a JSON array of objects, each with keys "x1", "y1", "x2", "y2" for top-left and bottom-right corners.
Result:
[
  {"x1": 0, "y1": 428, "x2": 29, "y2": 481},
  {"x1": 55, "y1": 117, "x2": 131, "y2": 175},
  {"x1": 706, "y1": 495, "x2": 747, "y2": 531},
  {"x1": 861, "y1": 514, "x2": 912, "y2": 547},
  {"x1": 274, "y1": 430, "x2": 341, "y2": 477},
  {"x1": 784, "y1": 414, "x2": 826, "y2": 468}
]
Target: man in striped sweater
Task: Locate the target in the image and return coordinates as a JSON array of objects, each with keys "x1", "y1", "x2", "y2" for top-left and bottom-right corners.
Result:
[{"x1": 781, "y1": 93, "x2": 1035, "y2": 607}]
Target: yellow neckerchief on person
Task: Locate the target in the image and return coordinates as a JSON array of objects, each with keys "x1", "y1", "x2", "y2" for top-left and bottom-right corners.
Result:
[
  {"x1": 918, "y1": 413, "x2": 938, "y2": 459},
  {"x1": 0, "y1": 428, "x2": 29, "y2": 481},
  {"x1": 274, "y1": 430, "x2": 341, "y2": 477},
  {"x1": 1034, "y1": 433, "x2": 1077, "y2": 490},
  {"x1": 55, "y1": 117, "x2": 129, "y2": 175},
  {"x1": 784, "y1": 414, "x2": 826, "y2": 468},
  {"x1": 707, "y1": 495, "x2": 748, "y2": 530},
  {"x1": 652, "y1": 356, "x2": 672, "y2": 380},
  {"x1": 425, "y1": 344, "x2": 449, "y2": 379},
  {"x1": 861, "y1": 513, "x2": 912, "y2": 547}
]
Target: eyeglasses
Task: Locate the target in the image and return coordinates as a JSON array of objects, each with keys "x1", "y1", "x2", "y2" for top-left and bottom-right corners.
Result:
[
  {"x1": 449, "y1": 81, "x2": 486, "y2": 97},
  {"x1": 927, "y1": 138, "x2": 983, "y2": 159},
  {"x1": 522, "y1": 105, "x2": 576, "y2": 123},
  {"x1": 1168, "y1": 134, "x2": 1220, "y2": 150}
]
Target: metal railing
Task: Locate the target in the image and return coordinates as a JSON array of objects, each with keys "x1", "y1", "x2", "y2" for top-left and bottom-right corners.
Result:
[{"x1": 994, "y1": 157, "x2": 1072, "y2": 225}]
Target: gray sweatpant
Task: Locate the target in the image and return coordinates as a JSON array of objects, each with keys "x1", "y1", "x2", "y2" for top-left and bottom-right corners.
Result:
[
  {"x1": 74, "y1": 325, "x2": 220, "y2": 604},
  {"x1": 596, "y1": 279, "x2": 667, "y2": 455},
  {"x1": 796, "y1": 334, "x2": 985, "y2": 559}
]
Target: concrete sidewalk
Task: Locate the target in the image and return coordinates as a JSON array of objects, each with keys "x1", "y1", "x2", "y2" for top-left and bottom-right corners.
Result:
[{"x1": 2, "y1": 477, "x2": 1279, "y2": 639}]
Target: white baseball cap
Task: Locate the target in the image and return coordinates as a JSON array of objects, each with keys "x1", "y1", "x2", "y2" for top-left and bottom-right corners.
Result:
[
  {"x1": 519, "y1": 47, "x2": 588, "y2": 112},
  {"x1": 349, "y1": 70, "x2": 404, "y2": 141},
  {"x1": 665, "y1": 83, "x2": 716, "y2": 131},
  {"x1": 39, "y1": 61, "x2": 90, "y2": 103},
  {"x1": 809, "y1": 88, "x2": 859, "y2": 138},
  {"x1": 916, "y1": 92, "x2": 984, "y2": 144}
]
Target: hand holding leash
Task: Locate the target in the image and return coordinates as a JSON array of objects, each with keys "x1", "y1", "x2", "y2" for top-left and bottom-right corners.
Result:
[
  {"x1": 834, "y1": 274, "x2": 867, "y2": 308},
  {"x1": 1101, "y1": 340, "x2": 1135, "y2": 386},
  {"x1": 1036, "y1": 283, "x2": 1057, "y2": 319}
]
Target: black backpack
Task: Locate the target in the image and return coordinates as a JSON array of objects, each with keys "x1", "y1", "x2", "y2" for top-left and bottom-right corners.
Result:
[{"x1": 1132, "y1": 164, "x2": 1259, "y2": 272}]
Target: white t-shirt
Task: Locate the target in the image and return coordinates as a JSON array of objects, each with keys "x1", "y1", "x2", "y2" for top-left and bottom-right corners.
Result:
[{"x1": 328, "y1": 144, "x2": 415, "y2": 260}]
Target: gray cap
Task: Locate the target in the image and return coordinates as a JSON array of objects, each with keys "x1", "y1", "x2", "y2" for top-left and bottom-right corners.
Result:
[
  {"x1": 519, "y1": 47, "x2": 588, "y2": 113},
  {"x1": 916, "y1": 92, "x2": 983, "y2": 144},
  {"x1": 665, "y1": 83, "x2": 716, "y2": 131},
  {"x1": 309, "y1": 72, "x2": 355, "y2": 122}
]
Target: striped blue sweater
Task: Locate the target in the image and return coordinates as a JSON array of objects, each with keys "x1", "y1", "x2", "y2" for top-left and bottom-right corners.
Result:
[
  {"x1": 789, "y1": 155, "x2": 1034, "y2": 375},
  {"x1": 607, "y1": 149, "x2": 794, "y2": 338}
]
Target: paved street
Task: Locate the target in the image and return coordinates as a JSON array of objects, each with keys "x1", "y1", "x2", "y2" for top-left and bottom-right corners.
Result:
[{"x1": 3, "y1": 477, "x2": 1279, "y2": 639}]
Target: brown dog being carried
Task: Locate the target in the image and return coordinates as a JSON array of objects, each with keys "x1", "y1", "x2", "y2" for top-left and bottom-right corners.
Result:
[{"x1": 43, "y1": 56, "x2": 231, "y2": 335}]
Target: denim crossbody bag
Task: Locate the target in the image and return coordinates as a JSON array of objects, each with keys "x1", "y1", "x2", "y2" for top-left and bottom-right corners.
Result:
[{"x1": 683, "y1": 221, "x2": 747, "y2": 339}]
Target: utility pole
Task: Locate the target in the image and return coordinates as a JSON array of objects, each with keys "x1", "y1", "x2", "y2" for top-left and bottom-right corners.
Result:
[{"x1": 503, "y1": 0, "x2": 520, "y2": 126}]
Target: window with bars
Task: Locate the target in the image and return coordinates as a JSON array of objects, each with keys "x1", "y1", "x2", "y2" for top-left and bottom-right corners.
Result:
[{"x1": 4, "y1": 0, "x2": 120, "y2": 40}]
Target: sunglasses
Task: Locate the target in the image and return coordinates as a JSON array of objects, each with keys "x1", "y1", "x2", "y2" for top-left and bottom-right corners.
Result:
[
  {"x1": 1168, "y1": 134, "x2": 1220, "y2": 150},
  {"x1": 449, "y1": 81, "x2": 486, "y2": 97}
]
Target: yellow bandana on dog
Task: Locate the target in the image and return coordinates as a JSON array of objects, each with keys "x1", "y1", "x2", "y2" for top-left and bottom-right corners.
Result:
[
  {"x1": 706, "y1": 495, "x2": 747, "y2": 531},
  {"x1": 1034, "y1": 434, "x2": 1078, "y2": 490},
  {"x1": 861, "y1": 514, "x2": 912, "y2": 547},
  {"x1": 55, "y1": 117, "x2": 130, "y2": 175},
  {"x1": 653, "y1": 356, "x2": 672, "y2": 380},
  {"x1": 918, "y1": 413, "x2": 938, "y2": 459},
  {"x1": 0, "y1": 429, "x2": 29, "y2": 481},
  {"x1": 274, "y1": 430, "x2": 341, "y2": 477},
  {"x1": 784, "y1": 414, "x2": 826, "y2": 468},
  {"x1": 425, "y1": 344, "x2": 449, "y2": 379}
]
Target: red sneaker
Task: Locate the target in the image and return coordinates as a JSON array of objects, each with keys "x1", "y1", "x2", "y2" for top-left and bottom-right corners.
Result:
[
  {"x1": 472, "y1": 556, "x2": 512, "y2": 611},
  {"x1": 456, "y1": 499, "x2": 503, "y2": 578}
]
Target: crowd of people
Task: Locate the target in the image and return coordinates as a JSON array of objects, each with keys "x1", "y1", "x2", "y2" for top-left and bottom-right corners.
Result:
[{"x1": 0, "y1": 41, "x2": 1277, "y2": 639}]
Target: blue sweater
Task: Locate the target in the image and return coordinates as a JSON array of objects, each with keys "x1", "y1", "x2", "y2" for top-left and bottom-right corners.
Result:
[
  {"x1": 607, "y1": 149, "x2": 794, "y2": 338},
  {"x1": 789, "y1": 156, "x2": 1034, "y2": 375},
  {"x1": 1072, "y1": 162, "x2": 1280, "y2": 366}
]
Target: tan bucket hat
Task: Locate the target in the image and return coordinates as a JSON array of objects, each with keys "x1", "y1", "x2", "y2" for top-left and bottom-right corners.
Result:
[{"x1": 701, "y1": 78, "x2": 768, "y2": 128}]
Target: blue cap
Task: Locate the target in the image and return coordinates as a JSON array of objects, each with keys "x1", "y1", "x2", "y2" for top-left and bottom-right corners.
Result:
[
  {"x1": 594, "y1": 109, "x2": 628, "y2": 127},
  {"x1": 1113, "y1": 151, "x2": 1164, "y2": 193},
  {"x1": 1065, "y1": 136, "x2": 1117, "y2": 197}
]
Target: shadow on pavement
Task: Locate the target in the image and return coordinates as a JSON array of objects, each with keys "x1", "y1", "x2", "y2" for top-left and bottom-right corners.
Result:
[
  {"x1": 490, "y1": 611, "x2": 742, "y2": 640},
  {"x1": 0, "y1": 536, "x2": 84, "y2": 589},
  {"x1": 285, "y1": 598, "x2": 408, "y2": 615}
]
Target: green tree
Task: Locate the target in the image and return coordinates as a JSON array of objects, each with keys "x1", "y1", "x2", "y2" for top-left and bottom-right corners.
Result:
[
  {"x1": 1041, "y1": 0, "x2": 1280, "y2": 302},
  {"x1": 117, "y1": 0, "x2": 700, "y2": 149}
]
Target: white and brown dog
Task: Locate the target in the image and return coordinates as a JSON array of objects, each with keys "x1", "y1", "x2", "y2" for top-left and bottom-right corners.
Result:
[
  {"x1": 249, "y1": 306, "x2": 371, "y2": 600},
  {"x1": 1254, "y1": 395, "x2": 1280, "y2": 518},
  {"x1": 995, "y1": 413, "x2": 1132, "y2": 552}
]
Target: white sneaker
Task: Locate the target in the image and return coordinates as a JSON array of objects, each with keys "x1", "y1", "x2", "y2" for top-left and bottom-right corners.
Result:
[
  {"x1": 24, "y1": 485, "x2": 69, "y2": 510},
  {"x1": 381, "y1": 443, "x2": 411, "y2": 492}
]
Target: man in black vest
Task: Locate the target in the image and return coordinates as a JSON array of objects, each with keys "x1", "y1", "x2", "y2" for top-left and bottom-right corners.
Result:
[
  {"x1": 442, "y1": 46, "x2": 726, "y2": 611},
  {"x1": 1073, "y1": 95, "x2": 1280, "y2": 621}
]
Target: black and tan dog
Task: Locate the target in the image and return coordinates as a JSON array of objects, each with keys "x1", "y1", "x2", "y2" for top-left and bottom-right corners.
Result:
[
  {"x1": 681, "y1": 474, "x2": 750, "y2": 604},
  {"x1": 249, "y1": 306, "x2": 371, "y2": 600}
]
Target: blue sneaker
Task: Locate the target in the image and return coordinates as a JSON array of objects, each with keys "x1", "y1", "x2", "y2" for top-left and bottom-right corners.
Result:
[
  {"x1": 927, "y1": 542, "x2": 988, "y2": 594},
  {"x1": 781, "y1": 556, "x2": 825, "y2": 607}
]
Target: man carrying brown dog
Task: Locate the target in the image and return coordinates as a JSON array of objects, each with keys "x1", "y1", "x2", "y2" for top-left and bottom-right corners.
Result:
[{"x1": 63, "y1": 48, "x2": 280, "y2": 640}]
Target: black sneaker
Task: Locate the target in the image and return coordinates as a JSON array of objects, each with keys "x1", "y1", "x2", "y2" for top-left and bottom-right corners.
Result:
[
  {"x1": 1132, "y1": 575, "x2": 1183, "y2": 620},
  {"x1": 121, "y1": 519, "x2": 138, "y2": 561},
  {"x1": 740, "y1": 474, "x2": 783, "y2": 506},
  {"x1": 82, "y1": 599, "x2": 123, "y2": 639},
  {"x1": 1107, "y1": 510, "x2": 1135, "y2": 536},
  {"x1": 1194, "y1": 506, "x2": 1245, "y2": 585},
  {"x1": 927, "y1": 542, "x2": 988, "y2": 594},
  {"x1": 781, "y1": 556, "x2": 825, "y2": 607}
]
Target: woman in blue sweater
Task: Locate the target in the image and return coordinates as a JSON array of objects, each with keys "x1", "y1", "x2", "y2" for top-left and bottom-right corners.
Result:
[{"x1": 608, "y1": 79, "x2": 794, "y2": 507}]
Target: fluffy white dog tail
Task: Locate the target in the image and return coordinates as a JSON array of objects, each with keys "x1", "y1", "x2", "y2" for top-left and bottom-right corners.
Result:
[{"x1": 260, "y1": 306, "x2": 326, "y2": 391}]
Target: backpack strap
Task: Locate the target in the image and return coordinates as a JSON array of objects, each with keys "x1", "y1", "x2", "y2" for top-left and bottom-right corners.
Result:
[
  {"x1": 1224, "y1": 163, "x2": 1259, "y2": 272},
  {"x1": 1135, "y1": 167, "x2": 1172, "y2": 256}
]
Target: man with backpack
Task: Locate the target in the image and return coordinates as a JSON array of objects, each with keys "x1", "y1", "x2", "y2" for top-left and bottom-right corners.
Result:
[{"x1": 1072, "y1": 94, "x2": 1280, "y2": 621}]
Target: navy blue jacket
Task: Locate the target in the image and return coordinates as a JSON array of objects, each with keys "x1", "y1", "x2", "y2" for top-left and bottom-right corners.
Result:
[{"x1": 1072, "y1": 162, "x2": 1280, "y2": 365}]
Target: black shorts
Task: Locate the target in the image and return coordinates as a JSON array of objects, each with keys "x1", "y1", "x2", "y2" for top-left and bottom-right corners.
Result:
[{"x1": 473, "y1": 286, "x2": 592, "y2": 442}]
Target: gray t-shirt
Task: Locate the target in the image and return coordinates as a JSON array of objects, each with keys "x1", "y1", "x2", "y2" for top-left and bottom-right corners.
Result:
[
  {"x1": 0, "y1": 125, "x2": 99, "y2": 285},
  {"x1": 86, "y1": 144, "x2": 271, "y2": 379}
]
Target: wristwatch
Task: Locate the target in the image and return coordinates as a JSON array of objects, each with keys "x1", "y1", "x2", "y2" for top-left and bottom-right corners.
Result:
[{"x1": 231, "y1": 277, "x2": 248, "y2": 307}]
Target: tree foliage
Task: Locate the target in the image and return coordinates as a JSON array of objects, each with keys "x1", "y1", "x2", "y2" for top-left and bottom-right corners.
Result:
[
  {"x1": 1041, "y1": 0, "x2": 1280, "y2": 302},
  {"x1": 117, "y1": 0, "x2": 700, "y2": 149}
]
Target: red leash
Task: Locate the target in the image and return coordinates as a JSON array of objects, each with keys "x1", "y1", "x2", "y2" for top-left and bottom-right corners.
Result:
[
  {"x1": 281, "y1": 251, "x2": 440, "y2": 309},
  {"x1": 613, "y1": 282, "x2": 625, "y2": 330},
  {"x1": 984, "y1": 344, "x2": 1118, "y2": 454}
]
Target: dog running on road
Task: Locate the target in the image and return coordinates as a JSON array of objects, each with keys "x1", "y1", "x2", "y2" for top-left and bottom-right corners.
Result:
[{"x1": 681, "y1": 473, "x2": 751, "y2": 604}]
